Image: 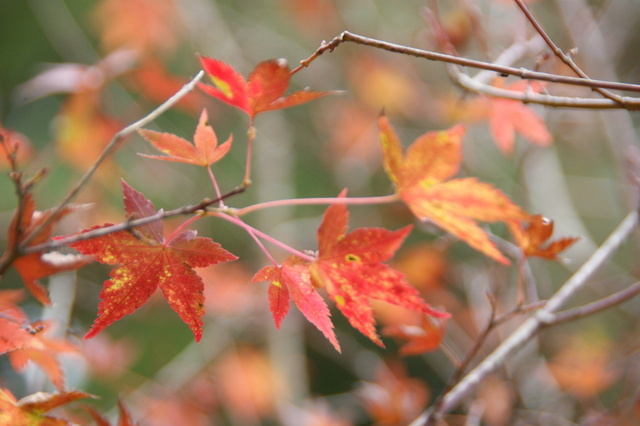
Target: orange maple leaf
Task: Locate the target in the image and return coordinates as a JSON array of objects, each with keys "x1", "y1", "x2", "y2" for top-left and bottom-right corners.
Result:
[
  {"x1": 379, "y1": 115, "x2": 530, "y2": 264},
  {"x1": 0, "y1": 388, "x2": 94, "y2": 426},
  {"x1": 7, "y1": 320, "x2": 78, "y2": 391},
  {"x1": 138, "y1": 108, "x2": 232, "y2": 166},
  {"x1": 508, "y1": 214, "x2": 580, "y2": 260},
  {"x1": 0, "y1": 292, "x2": 78, "y2": 390},
  {"x1": 63, "y1": 180, "x2": 237, "y2": 341},
  {"x1": 488, "y1": 80, "x2": 552, "y2": 154},
  {"x1": 253, "y1": 256, "x2": 340, "y2": 352},
  {"x1": 309, "y1": 195, "x2": 449, "y2": 347},
  {"x1": 197, "y1": 56, "x2": 333, "y2": 118},
  {"x1": 3, "y1": 195, "x2": 91, "y2": 305}
]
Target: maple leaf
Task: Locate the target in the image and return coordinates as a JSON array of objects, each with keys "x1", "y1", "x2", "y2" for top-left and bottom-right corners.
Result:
[
  {"x1": 0, "y1": 309, "x2": 78, "y2": 391},
  {"x1": 379, "y1": 115, "x2": 530, "y2": 264},
  {"x1": 253, "y1": 256, "x2": 340, "y2": 352},
  {"x1": 0, "y1": 388, "x2": 95, "y2": 426},
  {"x1": 2, "y1": 195, "x2": 91, "y2": 305},
  {"x1": 197, "y1": 56, "x2": 333, "y2": 117},
  {"x1": 358, "y1": 361, "x2": 429, "y2": 425},
  {"x1": 382, "y1": 315, "x2": 446, "y2": 356},
  {"x1": 63, "y1": 180, "x2": 237, "y2": 342},
  {"x1": 309, "y1": 197, "x2": 449, "y2": 347},
  {"x1": 508, "y1": 214, "x2": 580, "y2": 260},
  {"x1": 488, "y1": 80, "x2": 552, "y2": 154},
  {"x1": 138, "y1": 108, "x2": 232, "y2": 166}
]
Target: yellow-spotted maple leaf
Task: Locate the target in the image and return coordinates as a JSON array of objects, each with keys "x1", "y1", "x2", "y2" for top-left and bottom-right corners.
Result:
[
  {"x1": 3, "y1": 195, "x2": 90, "y2": 305},
  {"x1": 508, "y1": 214, "x2": 580, "y2": 260},
  {"x1": 62, "y1": 180, "x2": 237, "y2": 341},
  {"x1": 138, "y1": 108, "x2": 232, "y2": 166},
  {"x1": 0, "y1": 388, "x2": 95, "y2": 426},
  {"x1": 253, "y1": 256, "x2": 340, "y2": 352},
  {"x1": 379, "y1": 115, "x2": 530, "y2": 264},
  {"x1": 309, "y1": 197, "x2": 449, "y2": 347},
  {"x1": 197, "y1": 56, "x2": 333, "y2": 118}
]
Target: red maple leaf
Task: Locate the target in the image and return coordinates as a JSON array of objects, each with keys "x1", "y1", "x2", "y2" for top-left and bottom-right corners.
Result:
[
  {"x1": 379, "y1": 115, "x2": 530, "y2": 264},
  {"x1": 253, "y1": 256, "x2": 340, "y2": 352},
  {"x1": 488, "y1": 80, "x2": 552, "y2": 154},
  {"x1": 138, "y1": 108, "x2": 232, "y2": 166},
  {"x1": 309, "y1": 196, "x2": 449, "y2": 347},
  {"x1": 508, "y1": 214, "x2": 580, "y2": 260},
  {"x1": 197, "y1": 56, "x2": 333, "y2": 117},
  {"x1": 3, "y1": 195, "x2": 90, "y2": 305},
  {"x1": 63, "y1": 180, "x2": 237, "y2": 341}
]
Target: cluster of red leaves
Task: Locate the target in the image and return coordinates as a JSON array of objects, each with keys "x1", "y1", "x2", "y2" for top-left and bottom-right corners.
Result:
[
  {"x1": 254, "y1": 194, "x2": 449, "y2": 351},
  {"x1": 62, "y1": 180, "x2": 237, "y2": 341}
]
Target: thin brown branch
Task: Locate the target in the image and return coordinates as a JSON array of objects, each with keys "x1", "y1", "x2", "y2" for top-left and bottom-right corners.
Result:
[
  {"x1": 513, "y1": 0, "x2": 623, "y2": 105},
  {"x1": 295, "y1": 31, "x2": 640, "y2": 109},
  {"x1": 23, "y1": 185, "x2": 246, "y2": 254},
  {"x1": 410, "y1": 208, "x2": 639, "y2": 425},
  {"x1": 20, "y1": 70, "x2": 205, "y2": 248},
  {"x1": 544, "y1": 280, "x2": 640, "y2": 325}
]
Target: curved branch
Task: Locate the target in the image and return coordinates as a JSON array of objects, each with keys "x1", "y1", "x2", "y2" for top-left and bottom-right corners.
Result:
[{"x1": 296, "y1": 31, "x2": 640, "y2": 109}]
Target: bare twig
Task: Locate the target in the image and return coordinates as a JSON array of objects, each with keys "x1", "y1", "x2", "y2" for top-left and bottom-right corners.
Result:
[
  {"x1": 513, "y1": 0, "x2": 623, "y2": 105},
  {"x1": 20, "y1": 70, "x2": 205, "y2": 248},
  {"x1": 544, "y1": 280, "x2": 640, "y2": 325},
  {"x1": 411, "y1": 208, "x2": 639, "y2": 425},
  {"x1": 295, "y1": 31, "x2": 640, "y2": 109}
]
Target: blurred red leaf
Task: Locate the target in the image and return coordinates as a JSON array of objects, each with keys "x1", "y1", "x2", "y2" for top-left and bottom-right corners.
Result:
[
  {"x1": 138, "y1": 109, "x2": 232, "y2": 167},
  {"x1": 310, "y1": 194, "x2": 449, "y2": 347},
  {"x1": 253, "y1": 255, "x2": 339, "y2": 352},
  {"x1": 62, "y1": 180, "x2": 237, "y2": 342},
  {"x1": 358, "y1": 361, "x2": 429, "y2": 425},
  {"x1": 55, "y1": 88, "x2": 121, "y2": 172},
  {"x1": 127, "y1": 58, "x2": 206, "y2": 114},
  {"x1": 213, "y1": 346, "x2": 279, "y2": 423},
  {"x1": 3, "y1": 195, "x2": 90, "y2": 305},
  {"x1": 379, "y1": 115, "x2": 530, "y2": 263},
  {"x1": 488, "y1": 80, "x2": 552, "y2": 154},
  {"x1": 0, "y1": 128, "x2": 32, "y2": 168},
  {"x1": 382, "y1": 315, "x2": 446, "y2": 356},
  {"x1": 93, "y1": 0, "x2": 183, "y2": 55},
  {"x1": 547, "y1": 334, "x2": 617, "y2": 400},
  {"x1": 198, "y1": 56, "x2": 334, "y2": 118},
  {"x1": 6, "y1": 320, "x2": 77, "y2": 391},
  {"x1": 508, "y1": 214, "x2": 580, "y2": 260}
]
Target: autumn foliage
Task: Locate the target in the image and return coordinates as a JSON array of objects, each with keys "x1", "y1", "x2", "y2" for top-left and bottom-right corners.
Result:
[{"x1": 2, "y1": 1, "x2": 638, "y2": 425}]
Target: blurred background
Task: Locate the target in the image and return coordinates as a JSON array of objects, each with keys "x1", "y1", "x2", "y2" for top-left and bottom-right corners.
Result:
[{"x1": 1, "y1": 0, "x2": 640, "y2": 424}]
